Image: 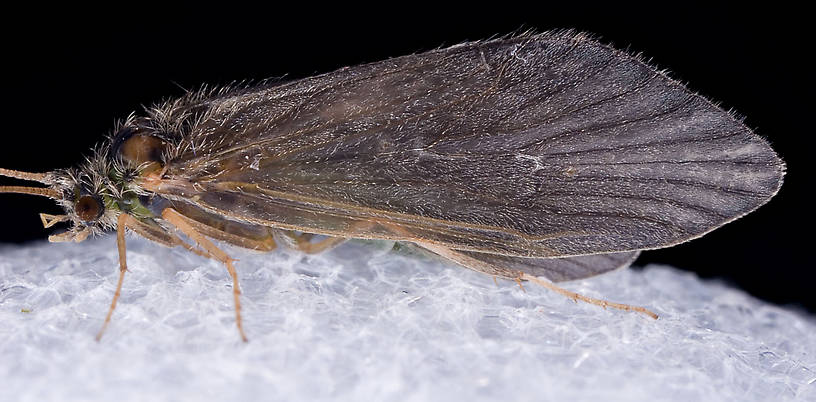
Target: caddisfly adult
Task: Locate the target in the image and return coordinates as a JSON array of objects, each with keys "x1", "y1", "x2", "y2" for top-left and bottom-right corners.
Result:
[{"x1": 0, "y1": 32, "x2": 785, "y2": 341}]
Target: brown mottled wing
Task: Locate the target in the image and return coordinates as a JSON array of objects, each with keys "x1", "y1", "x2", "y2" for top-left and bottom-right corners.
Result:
[{"x1": 158, "y1": 32, "x2": 784, "y2": 258}]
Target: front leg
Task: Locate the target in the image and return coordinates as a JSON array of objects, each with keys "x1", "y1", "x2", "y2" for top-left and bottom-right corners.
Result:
[{"x1": 95, "y1": 214, "x2": 133, "y2": 341}]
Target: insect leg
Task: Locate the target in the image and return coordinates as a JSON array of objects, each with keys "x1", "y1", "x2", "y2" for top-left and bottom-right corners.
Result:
[
  {"x1": 520, "y1": 274, "x2": 658, "y2": 319},
  {"x1": 416, "y1": 242, "x2": 658, "y2": 319},
  {"x1": 161, "y1": 203, "x2": 278, "y2": 252},
  {"x1": 277, "y1": 231, "x2": 347, "y2": 254},
  {"x1": 96, "y1": 213, "x2": 133, "y2": 341},
  {"x1": 161, "y1": 208, "x2": 249, "y2": 342},
  {"x1": 96, "y1": 214, "x2": 222, "y2": 341},
  {"x1": 122, "y1": 213, "x2": 215, "y2": 259}
]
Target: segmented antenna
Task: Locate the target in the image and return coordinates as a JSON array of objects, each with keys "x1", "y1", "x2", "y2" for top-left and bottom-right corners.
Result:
[
  {"x1": 0, "y1": 185, "x2": 60, "y2": 200},
  {"x1": 0, "y1": 167, "x2": 59, "y2": 199},
  {"x1": 0, "y1": 167, "x2": 52, "y2": 184}
]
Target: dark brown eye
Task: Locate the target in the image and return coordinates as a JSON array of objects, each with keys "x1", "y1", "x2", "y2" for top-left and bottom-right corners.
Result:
[
  {"x1": 119, "y1": 134, "x2": 167, "y2": 168},
  {"x1": 75, "y1": 195, "x2": 103, "y2": 222}
]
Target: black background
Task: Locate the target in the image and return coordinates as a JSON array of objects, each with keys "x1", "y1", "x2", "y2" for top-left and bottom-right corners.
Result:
[{"x1": 0, "y1": 6, "x2": 810, "y2": 311}]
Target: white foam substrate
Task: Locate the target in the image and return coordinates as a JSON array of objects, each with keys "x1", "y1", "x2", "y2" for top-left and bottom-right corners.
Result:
[{"x1": 0, "y1": 237, "x2": 813, "y2": 402}]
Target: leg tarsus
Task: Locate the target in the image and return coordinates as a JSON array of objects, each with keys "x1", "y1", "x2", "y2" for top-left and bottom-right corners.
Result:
[
  {"x1": 413, "y1": 241, "x2": 658, "y2": 320},
  {"x1": 96, "y1": 214, "x2": 131, "y2": 341},
  {"x1": 162, "y1": 208, "x2": 249, "y2": 342},
  {"x1": 521, "y1": 273, "x2": 658, "y2": 319}
]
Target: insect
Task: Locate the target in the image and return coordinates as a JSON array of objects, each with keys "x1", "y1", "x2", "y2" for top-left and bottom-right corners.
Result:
[{"x1": 0, "y1": 31, "x2": 785, "y2": 342}]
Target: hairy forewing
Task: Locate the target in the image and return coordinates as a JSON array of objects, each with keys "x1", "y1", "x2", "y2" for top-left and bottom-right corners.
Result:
[{"x1": 154, "y1": 32, "x2": 784, "y2": 258}]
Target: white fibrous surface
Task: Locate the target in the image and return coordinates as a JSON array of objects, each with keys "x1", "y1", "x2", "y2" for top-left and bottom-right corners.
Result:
[{"x1": 0, "y1": 237, "x2": 814, "y2": 402}]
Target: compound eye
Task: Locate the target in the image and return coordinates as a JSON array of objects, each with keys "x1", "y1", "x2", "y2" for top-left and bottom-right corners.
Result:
[
  {"x1": 110, "y1": 123, "x2": 168, "y2": 174},
  {"x1": 119, "y1": 134, "x2": 167, "y2": 168},
  {"x1": 75, "y1": 195, "x2": 103, "y2": 222}
]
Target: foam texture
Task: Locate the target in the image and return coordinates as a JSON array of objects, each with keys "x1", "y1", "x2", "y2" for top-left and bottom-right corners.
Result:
[{"x1": 1, "y1": 237, "x2": 814, "y2": 401}]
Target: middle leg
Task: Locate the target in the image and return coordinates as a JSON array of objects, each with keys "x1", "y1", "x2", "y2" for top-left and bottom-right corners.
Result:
[{"x1": 161, "y1": 208, "x2": 249, "y2": 342}]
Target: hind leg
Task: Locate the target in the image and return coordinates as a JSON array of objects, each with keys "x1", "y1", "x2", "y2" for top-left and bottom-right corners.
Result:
[{"x1": 416, "y1": 241, "x2": 658, "y2": 319}]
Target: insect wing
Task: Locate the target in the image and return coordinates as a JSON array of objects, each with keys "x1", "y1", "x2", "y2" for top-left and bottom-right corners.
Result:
[{"x1": 158, "y1": 32, "x2": 784, "y2": 258}]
